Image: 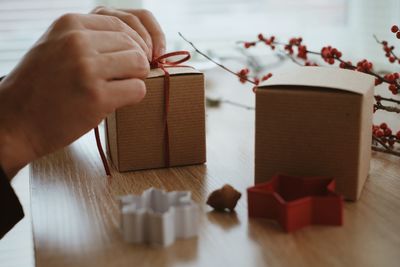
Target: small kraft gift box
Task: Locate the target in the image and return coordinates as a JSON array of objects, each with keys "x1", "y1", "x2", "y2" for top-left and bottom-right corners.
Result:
[
  {"x1": 105, "y1": 53, "x2": 206, "y2": 172},
  {"x1": 254, "y1": 67, "x2": 375, "y2": 200}
]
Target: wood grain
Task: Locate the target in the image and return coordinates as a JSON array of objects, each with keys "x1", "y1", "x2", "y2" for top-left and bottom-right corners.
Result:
[{"x1": 31, "y1": 69, "x2": 400, "y2": 267}]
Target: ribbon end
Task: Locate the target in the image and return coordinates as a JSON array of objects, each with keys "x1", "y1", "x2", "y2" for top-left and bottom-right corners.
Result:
[{"x1": 94, "y1": 126, "x2": 112, "y2": 177}]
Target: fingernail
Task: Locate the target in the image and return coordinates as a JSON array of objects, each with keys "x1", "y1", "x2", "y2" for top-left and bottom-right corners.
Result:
[{"x1": 159, "y1": 47, "x2": 166, "y2": 56}]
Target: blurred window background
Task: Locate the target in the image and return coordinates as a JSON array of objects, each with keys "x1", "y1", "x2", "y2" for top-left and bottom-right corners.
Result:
[{"x1": 0, "y1": 0, "x2": 399, "y2": 74}]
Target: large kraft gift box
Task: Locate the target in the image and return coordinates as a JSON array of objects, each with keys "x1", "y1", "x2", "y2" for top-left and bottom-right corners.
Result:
[
  {"x1": 255, "y1": 67, "x2": 374, "y2": 200},
  {"x1": 106, "y1": 67, "x2": 206, "y2": 172}
]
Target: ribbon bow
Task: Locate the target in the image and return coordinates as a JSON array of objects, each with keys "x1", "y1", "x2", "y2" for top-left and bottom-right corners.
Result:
[{"x1": 95, "y1": 51, "x2": 192, "y2": 176}]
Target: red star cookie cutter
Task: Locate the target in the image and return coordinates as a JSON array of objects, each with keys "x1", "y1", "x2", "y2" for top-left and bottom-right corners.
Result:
[{"x1": 247, "y1": 174, "x2": 343, "y2": 232}]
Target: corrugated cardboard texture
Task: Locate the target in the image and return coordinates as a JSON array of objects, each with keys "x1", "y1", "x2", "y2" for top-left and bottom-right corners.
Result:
[
  {"x1": 106, "y1": 112, "x2": 118, "y2": 167},
  {"x1": 255, "y1": 84, "x2": 373, "y2": 201},
  {"x1": 148, "y1": 67, "x2": 200, "y2": 78},
  {"x1": 106, "y1": 71, "x2": 206, "y2": 172}
]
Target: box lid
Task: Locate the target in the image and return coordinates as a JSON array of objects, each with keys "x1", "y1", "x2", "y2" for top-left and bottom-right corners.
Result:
[
  {"x1": 257, "y1": 67, "x2": 374, "y2": 95},
  {"x1": 148, "y1": 66, "x2": 201, "y2": 79}
]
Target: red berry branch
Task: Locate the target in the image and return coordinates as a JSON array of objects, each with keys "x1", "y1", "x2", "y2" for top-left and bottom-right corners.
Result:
[
  {"x1": 372, "y1": 123, "x2": 400, "y2": 157},
  {"x1": 239, "y1": 33, "x2": 400, "y2": 97},
  {"x1": 179, "y1": 26, "x2": 400, "y2": 157},
  {"x1": 179, "y1": 32, "x2": 272, "y2": 86}
]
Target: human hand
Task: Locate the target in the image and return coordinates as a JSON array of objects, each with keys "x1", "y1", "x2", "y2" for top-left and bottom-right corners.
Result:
[
  {"x1": 0, "y1": 13, "x2": 152, "y2": 178},
  {"x1": 91, "y1": 6, "x2": 166, "y2": 60}
]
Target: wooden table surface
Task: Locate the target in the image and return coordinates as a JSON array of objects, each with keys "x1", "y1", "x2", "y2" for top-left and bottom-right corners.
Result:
[{"x1": 30, "y1": 69, "x2": 400, "y2": 267}]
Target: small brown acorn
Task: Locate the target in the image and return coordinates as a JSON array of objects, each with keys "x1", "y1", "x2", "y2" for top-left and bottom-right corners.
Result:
[{"x1": 206, "y1": 184, "x2": 242, "y2": 212}]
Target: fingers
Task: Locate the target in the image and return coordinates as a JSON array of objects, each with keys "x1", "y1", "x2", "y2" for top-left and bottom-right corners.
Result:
[
  {"x1": 91, "y1": 7, "x2": 166, "y2": 59},
  {"x1": 103, "y1": 78, "x2": 146, "y2": 108},
  {"x1": 92, "y1": 7, "x2": 154, "y2": 59},
  {"x1": 120, "y1": 9, "x2": 166, "y2": 59},
  {"x1": 84, "y1": 30, "x2": 143, "y2": 53},
  {"x1": 76, "y1": 13, "x2": 151, "y2": 60},
  {"x1": 94, "y1": 49, "x2": 150, "y2": 80}
]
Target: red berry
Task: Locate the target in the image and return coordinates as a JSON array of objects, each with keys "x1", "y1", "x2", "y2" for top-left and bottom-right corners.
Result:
[
  {"x1": 391, "y1": 25, "x2": 399, "y2": 33},
  {"x1": 388, "y1": 74, "x2": 395, "y2": 81},
  {"x1": 396, "y1": 131, "x2": 400, "y2": 139},
  {"x1": 375, "y1": 130, "x2": 384, "y2": 137},
  {"x1": 244, "y1": 42, "x2": 255, "y2": 49},
  {"x1": 375, "y1": 79, "x2": 383, "y2": 85},
  {"x1": 237, "y1": 68, "x2": 250, "y2": 83},
  {"x1": 389, "y1": 84, "x2": 397, "y2": 92},
  {"x1": 389, "y1": 57, "x2": 396, "y2": 63},
  {"x1": 397, "y1": 32, "x2": 400, "y2": 39},
  {"x1": 384, "y1": 128, "x2": 392, "y2": 136},
  {"x1": 239, "y1": 68, "x2": 249, "y2": 75},
  {"x1": 258, "y1": 33, "x2": 264, "y2": 41},
  {"x1": 380, "y1": 123, "x2": 388, "y2": 130},
  {"x1": 261, "y1": 73, "x2": 272, "y2": 81},
  {"x1": 388, "y1": 140, "x2": 395, "y2": 146}
]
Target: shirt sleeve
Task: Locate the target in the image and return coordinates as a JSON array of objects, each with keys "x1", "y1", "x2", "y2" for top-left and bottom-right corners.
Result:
[{"x1": 0, "y1": 166, "x2": 25, "y2": 238}]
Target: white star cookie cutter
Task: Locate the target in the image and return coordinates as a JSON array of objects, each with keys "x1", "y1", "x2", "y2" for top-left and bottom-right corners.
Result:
[{"x1": 119, "y1": 187, "x2": 199, "y2": 247}]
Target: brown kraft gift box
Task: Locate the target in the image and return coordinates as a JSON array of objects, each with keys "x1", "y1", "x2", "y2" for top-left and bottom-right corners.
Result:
[
  {"x1": 255, "y1": 67, "x2": 374, "y2": 200},
  {"x1": 106, "y1": 67, "x2": 206, "y2": 172}
]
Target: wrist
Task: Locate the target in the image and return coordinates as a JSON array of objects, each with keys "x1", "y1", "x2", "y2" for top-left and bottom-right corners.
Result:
[
  {"x1": 0, "y1": 133, "x2": 27, "y2": 179},
  {"x1": 0, "y1": 78, "x2": 36, "y2": 179}
]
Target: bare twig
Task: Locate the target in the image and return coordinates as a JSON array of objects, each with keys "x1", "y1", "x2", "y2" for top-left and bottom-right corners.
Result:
[
  {"x1": 373, "y1": 34, "x2": 400, "y2": 62},
  {"x1": 206, "y1": 97, "x2": 255, "y2": 110},
  {"x1": 179, "y1": 32, "x2": 257, "y2": 85},
  {"x1": 221, "y1": 99, "x2": 255, "y2": 110},
  {"x1": 375, "y1": 102, "x2": 400, "y2": 113},
  {"x1": 277, "y1": 49, "x2": 304, "y2": 66},
  {"x1": 372, "y1": 136, "x2": 400, "y2": 156},
  {"x1": 372, "y1": 145, "x2": 400, "y2": 157},
  {"x1": 377, "y1": 96, "x2": 400, "y2": 105}
]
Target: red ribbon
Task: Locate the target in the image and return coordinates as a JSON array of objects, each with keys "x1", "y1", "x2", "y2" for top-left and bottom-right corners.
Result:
[
  {"x1": 151, "y1": 51, "x2": 191, "y2": 167},
  {"x1": 94, "y1": 51, "x2": 191, "y2": 176},
  {"x1": 94, "y1": 126, "x2": 111, "y2": 176}
]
